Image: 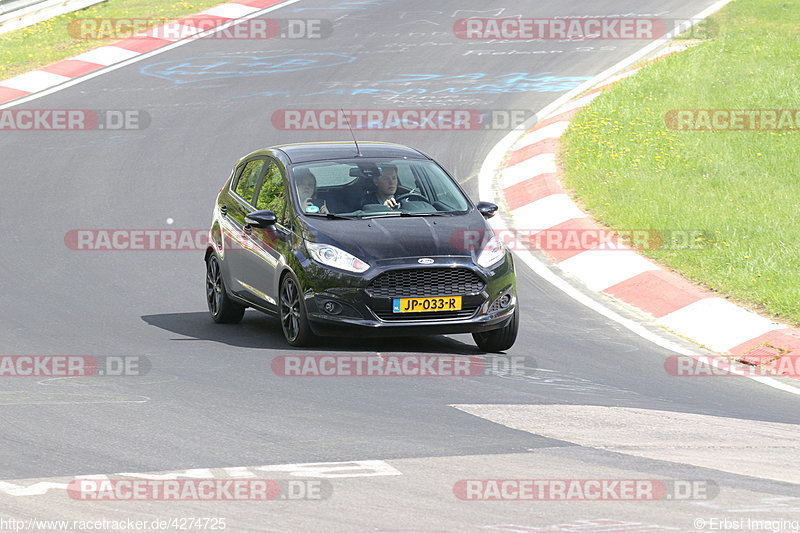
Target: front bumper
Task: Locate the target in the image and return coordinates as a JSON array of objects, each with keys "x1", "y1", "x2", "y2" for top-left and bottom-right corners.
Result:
[
  {"x1": 299, "y1": 252, "x2": 516, "y2": 337},
  {"x1": 307, "y1": 308, "x2": 516, "y2": 337}
]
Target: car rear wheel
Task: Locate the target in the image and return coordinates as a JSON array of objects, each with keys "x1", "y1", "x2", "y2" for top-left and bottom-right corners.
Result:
[
  {"x1": 279, "y1": 273, "x2": 315, "y2": 347},
  {"x1": 206, "y1": 255, "x2": 245, "y2": 324},
  {"x1": 472, "y1": 307, "x2": 519, "y2": 353}
]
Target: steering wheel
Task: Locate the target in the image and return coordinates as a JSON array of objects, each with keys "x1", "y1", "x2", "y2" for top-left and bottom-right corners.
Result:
[{"x1": 395, "y1": 193, "x2": 429, "y2": 203}]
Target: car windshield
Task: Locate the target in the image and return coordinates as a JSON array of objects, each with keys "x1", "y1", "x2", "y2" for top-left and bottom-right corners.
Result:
[{"x1": 289, "y1": 158, "x2": 471, "y2": 218}]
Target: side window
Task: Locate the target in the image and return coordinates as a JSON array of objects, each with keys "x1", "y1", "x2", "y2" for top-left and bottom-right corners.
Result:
[
  {"x1": 255, "y1": 160, "x2": 287, "y2": 221},
  {"x1": 234, "y1": 159, "x2": 266, "y2": 204}
]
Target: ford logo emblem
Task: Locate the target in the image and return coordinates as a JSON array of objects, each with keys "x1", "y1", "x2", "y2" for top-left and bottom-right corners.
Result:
[{"x1": 418, "y1": 258, "x2": 434, "y2": 264}]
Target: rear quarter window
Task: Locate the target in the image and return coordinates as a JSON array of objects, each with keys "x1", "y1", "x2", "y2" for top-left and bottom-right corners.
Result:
[{"x1": 233, "y1": 159, "x2": 265, "y2": 203}]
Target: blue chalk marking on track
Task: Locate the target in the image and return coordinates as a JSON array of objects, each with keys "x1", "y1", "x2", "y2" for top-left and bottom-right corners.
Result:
[
  {"x1": 139, "y1": 53, "x2": 357, "y2": 84},
  {"x1": 234, "y1": 71, "x2": 591, "y2": 100}
]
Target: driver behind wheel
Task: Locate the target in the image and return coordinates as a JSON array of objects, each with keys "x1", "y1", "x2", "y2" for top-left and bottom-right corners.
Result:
[{"x1": 362, "y1": 164, "x2": 399, "y2": 209}]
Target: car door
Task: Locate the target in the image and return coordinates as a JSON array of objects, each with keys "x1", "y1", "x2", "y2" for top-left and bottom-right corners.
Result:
[
  {"x1": 237, "y1": 158, "x2": 290, "y2": 309},
  {"x1": 224, "y1": 156, "x2": 269, "y2": 301}
]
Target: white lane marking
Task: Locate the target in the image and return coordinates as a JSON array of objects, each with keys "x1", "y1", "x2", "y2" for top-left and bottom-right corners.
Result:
[
  {"x1": 0, "y1": 460, "x2": 402, "y2": 496},
  {"x1": 657, "y1": 298, "x2": 783, "y2": 353},
  {"x1": 511, "y1": 194, "x2": 587, "y2": 231},
  {"x1": 558, "y1": 249, "x2": 659, "y2": 291},
  {"x1": 500, "y1": 153, "x2": 556, "y2": 189},
  {"x1": 71, "y1": 46, "x2": 141, "y2": 66},
  {"x1": 0, "y1": 482, "x2": 69, "y2": 496},
  {"x1": 0, "y1": 71, "x2": 71, "y2": 92},
  {"x1": 247, "y1": 460, "x2": 403, "y2": 478},
  {"x1": 477, "y1": 0, "x2": 800, "y2": 397},
  {"x1": 453, "y1": 404, "x2": 800, "y2": 484},
  {"x1": 0, "y1": 0, "x2": 303, "y2": 110}
]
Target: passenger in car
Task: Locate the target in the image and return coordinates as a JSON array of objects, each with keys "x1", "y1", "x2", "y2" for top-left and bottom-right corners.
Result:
[
  {"x1": 295, "y1": 168, "x2": 328, "y2": 214},
  {"x1": 362, "y1": 164, "x2": 399, "y2": 209}
]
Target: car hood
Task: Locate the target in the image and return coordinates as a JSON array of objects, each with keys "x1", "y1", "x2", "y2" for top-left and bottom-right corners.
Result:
[{"x1": 303, "y1": 211, "x2": 492, "y2": 263}]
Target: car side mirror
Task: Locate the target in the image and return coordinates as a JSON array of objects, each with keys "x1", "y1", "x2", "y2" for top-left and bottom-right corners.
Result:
[
  {"x1": 476, "y1": 201, "x2": 498, "y2": 219},
  {"x1": 245, "y1": 210, "x2": 277, "y2": 228}
]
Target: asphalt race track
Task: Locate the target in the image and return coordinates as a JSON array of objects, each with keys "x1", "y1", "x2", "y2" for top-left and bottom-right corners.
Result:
[{"x1": 1, "y1": 0, "x2": 799, "y2": 531}]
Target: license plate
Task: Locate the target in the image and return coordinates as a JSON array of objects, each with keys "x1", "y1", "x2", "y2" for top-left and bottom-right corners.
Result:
[{"x1": 392, "y1": 296, "x2": 462, "y2": 313}]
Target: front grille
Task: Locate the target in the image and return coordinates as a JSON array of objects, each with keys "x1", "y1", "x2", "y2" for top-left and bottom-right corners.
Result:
[{"x1": 366, "y1": 268, "x2": 484, "y2": 298}]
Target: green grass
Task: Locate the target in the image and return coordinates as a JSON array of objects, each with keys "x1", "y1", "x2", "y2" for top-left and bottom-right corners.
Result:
[
  {"x1": 0, "y1": 0, "x2": 226, "y2": 81},
  {"x1": 561, "y1": 0, "x2": 800, "y2": 325}
]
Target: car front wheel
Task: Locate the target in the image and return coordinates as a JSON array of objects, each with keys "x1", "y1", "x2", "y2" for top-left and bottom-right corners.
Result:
[
  {"x1": 279, "y1": 272, "x2": 315, "y2": 347},
  {"x1": 472, "y1": 307, "x2": 519, "y2": 352}
]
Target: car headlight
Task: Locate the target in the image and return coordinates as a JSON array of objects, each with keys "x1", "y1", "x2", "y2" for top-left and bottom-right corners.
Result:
[
  {"x1": 477, "y1": 236, "x2": 506, "y2": 268},
  {"x1": 306, "y1": 241, "x2": 370, "y2": 273}
]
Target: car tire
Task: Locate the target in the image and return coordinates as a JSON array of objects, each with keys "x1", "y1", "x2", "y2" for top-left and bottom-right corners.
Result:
[
  {"x1": 279, "y1": 272, "x2": 315, "y2": 347},
  {"x1": 472, "y1": 307, "x2": 519, "y2": 353},
  {"x1": 206, "y1": 254, "x2": 246, "y2": 324}
]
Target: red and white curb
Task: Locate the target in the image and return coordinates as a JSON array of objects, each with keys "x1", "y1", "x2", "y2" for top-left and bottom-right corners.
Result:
[
  {"x1": 492, "y1": 55, "x2": 800, "y2": 377},
  {"x1": 0, "y1": 0, "x2": 292, "y2": 105}
]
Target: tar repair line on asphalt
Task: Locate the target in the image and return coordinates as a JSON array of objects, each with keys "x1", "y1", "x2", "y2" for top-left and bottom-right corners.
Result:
[{"x1": 477, "y1": 0, "x2": 800, "y2": 397}]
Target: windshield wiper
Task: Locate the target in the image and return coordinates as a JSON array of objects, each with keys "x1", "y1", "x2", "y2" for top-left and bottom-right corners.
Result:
[
  {"x1": 361, "y1": 211, "x2": 449, "y2": 219},
  {"x1": 305, "y1": 213, "x2": 357, "y2": 220},
  {"x1": 397, "y1": 211, "x2": 449, "y2": 217},
  {"x1": 360, "y1": 212, "x2": 403, "y2": 219}
]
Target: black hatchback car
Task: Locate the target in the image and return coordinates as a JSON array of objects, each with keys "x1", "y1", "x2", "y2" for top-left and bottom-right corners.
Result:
[{"x1": 204, "y1": 142, "x2": 518, "y2": 351}]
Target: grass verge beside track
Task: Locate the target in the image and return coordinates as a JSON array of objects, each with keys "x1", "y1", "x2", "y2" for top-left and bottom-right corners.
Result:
[
  {"x1": 560, "y1": 0, "x2": 800, "y2": 326},
  {"x1": 0, "y1": 0, "x2": 226, "y2": 81}
]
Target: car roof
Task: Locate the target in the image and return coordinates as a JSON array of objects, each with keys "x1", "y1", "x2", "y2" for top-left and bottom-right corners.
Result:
[{"x1": 269, "y1": 142, "x2": 430, "y2": 164}]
